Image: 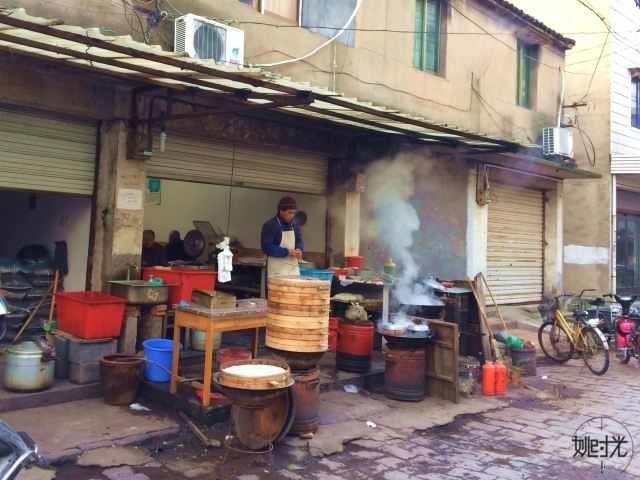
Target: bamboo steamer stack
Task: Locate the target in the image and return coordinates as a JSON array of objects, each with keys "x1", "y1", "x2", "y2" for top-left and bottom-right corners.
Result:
[{"x1": 266, "y1": 275, "x2": 331, "y2": 353}]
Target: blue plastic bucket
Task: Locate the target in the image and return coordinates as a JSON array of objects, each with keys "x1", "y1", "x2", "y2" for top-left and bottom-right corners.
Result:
[
  {"x1": 299, "y1": 268, "x2": 334, "y2": 281},
  {"x1": 143, "y1": 339, "x2": 181, "y2": 382}
]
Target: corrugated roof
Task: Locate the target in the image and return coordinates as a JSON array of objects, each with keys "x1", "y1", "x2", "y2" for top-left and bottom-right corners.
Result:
[
  {"x1": 0, "y1": 7, "x2": 596, "y2": 180},
  {"x1": 483, "y1": 0, "x2": 575, "y2": 49},
  {"x1": 0, "y1": 7, "x2": 523, "y2": 151}
]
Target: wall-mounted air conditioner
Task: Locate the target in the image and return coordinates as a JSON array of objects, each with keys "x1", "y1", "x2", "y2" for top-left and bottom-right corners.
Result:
[
  {"x1": 174, "y1": 14, "x2": 244, "y2": 67},
  {"x1": 542, "y1": 127, "x2": 574, "y2": 158}
]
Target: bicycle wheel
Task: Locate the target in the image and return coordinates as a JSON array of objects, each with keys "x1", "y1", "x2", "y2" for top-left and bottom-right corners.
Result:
[
  {"x1": 620, "y1": 349, "x2": 632, "y2": 364},
  {"x1": 538, "y1": 321, "x2": 573, "y2": 363},
  {"x1": 580, "y1": 327, "x2": 610, "y2": 375}
]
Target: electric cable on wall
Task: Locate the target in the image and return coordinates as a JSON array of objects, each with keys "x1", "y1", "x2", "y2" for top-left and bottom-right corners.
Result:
[{"x1": 250, "y1": 0, "x2": 362, "y2": 67}]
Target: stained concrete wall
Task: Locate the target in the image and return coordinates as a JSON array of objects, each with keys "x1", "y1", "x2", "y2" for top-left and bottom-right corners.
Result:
[{"x1": 359, "y1": 147, "x2": 470, "y2": 280}]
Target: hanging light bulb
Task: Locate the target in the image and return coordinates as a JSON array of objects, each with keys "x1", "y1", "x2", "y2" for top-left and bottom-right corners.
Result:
[{"x1": 159, "y1": 126, "x2": 167, "y2": 153}]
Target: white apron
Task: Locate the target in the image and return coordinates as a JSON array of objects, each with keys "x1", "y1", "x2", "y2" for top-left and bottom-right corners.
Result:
[{"x1": 268, "y1": 225, "x2": 300, "y2": 277}]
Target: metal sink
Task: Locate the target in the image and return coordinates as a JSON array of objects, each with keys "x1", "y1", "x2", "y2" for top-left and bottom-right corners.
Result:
[{"x1": 109, "y1": 280, "x2": 170, "y2": 305}]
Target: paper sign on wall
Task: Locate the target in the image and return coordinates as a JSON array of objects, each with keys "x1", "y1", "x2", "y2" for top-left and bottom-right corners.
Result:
[{"x1": 117, "y1": 188, "x2": 143, "y2": 210}]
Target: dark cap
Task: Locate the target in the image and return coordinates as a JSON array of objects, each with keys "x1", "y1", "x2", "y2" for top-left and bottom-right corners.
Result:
[{"x1": 277, "y1": 196, "x2": 297, "y2": 211}]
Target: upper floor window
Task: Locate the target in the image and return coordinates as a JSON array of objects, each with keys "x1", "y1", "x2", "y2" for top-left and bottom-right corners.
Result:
[
  {"x1": 517, "y1": 40, "x2": 539, "y2": 108},
  {"x1": 263, "y1": 0, "x2": 298, "y2": 23},
  {"x1": 238, "y1": 0, "x2": 355, "y2": 45},
  {"x1": 632, "y1": 78, "x2": 640, "y2": 128},
  {"x1": 413, "y1": 0, "x2": 443, "y2": 74}
]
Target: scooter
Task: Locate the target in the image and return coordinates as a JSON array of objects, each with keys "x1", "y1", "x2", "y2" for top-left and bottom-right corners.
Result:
[{"x1": 604, "y1": 293, "x2": 640, "y2": 364}]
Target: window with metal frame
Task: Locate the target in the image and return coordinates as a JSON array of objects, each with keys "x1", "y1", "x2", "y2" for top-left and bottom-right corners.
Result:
[
  {"x1": 517, "y1": 40, "x2": 538, "y2": 108},
  {"x1": 413, "y1": 0, "x2": 443, "y2": 74},
  {"x1": 631, "y1": 78, "x2": 640, "y2": 128}
]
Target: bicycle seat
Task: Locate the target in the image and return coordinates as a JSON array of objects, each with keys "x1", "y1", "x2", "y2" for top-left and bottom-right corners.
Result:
[
  {"x1": 574, "y1": 308, "x2": 589, "y2": 318},
  {"x1": 589, "y1": 298, "x2": 605, "y2": 307}
]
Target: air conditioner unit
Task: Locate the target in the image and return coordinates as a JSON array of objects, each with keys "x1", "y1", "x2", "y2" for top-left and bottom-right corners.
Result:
[
  {"x1": 542, "y1": 127, "x2": 574, "y2": 158},
  {"x1": 174, "y1": 14, "x2": 244, "y2": 67}
]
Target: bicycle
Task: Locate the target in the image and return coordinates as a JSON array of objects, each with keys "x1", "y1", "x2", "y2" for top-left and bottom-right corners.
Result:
[{"x1": 537, "y1": 289, "x2": 610, "y2": 375}]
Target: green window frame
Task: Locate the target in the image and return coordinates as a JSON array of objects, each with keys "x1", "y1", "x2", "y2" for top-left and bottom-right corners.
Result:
[
  {"x1": 517, "y1": 40, "x2": 538, "y2": 108},
  {"x1": 631, "y1": 78, "x2": 640, "y2": 128},
  {"x1": 413, "y1": 0, "x2": 442, "y2": 74}
]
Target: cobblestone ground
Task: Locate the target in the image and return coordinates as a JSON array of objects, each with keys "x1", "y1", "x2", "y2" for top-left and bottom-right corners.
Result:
[
  {"x1": 273, "y1": 357, "x2": 640, "y2": 480},
  {"x1": 46, "y1": 354, "x2": 640, "y2": 479}
]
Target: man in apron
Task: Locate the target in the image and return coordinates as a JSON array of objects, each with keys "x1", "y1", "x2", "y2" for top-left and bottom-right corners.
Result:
[{"x1": 261, "y1": 196, "x2": 303, "y2": 277}]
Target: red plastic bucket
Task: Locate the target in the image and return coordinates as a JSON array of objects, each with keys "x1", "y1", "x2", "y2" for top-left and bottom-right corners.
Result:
[
  {"x1": 217, "y1": 348, "x2": 252, "y2": 368},
  {"x1": 344, "y1": 256, "x2": 364, "y2": 268},
  {"x1": 328, "y1": 317, "x2": 340, "y2": 353},
  {"x1": 337, "y1": 323, "x2": 374, "y2": 356}
]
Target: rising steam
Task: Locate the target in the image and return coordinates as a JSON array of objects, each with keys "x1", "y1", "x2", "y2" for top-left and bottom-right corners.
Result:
[{"x1": 362, "y1": 153, "x2": 443, "y2": 325}]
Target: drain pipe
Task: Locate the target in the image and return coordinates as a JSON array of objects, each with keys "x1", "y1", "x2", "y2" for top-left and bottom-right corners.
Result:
[{"x1": 611, "y1": 172, "x2": 617, "y2": 293}]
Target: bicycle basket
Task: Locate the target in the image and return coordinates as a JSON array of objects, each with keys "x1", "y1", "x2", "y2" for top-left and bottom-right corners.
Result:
[{"x1": 538, "y1": 296, "x2": 557, "y2": 322}]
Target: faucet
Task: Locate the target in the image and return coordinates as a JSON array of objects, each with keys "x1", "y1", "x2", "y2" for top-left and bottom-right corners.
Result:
[{"x1": 126, "y1": 263, "x2": 139, "y2": 281}]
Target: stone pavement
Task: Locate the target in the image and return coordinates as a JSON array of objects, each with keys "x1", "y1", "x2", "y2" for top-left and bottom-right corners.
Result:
[
  {"x1": 3, "y1": 398, "x2": 179, "y2": 465},
  {"x1": 271, "y1": 357, "x2": 640, "y2": 479}
]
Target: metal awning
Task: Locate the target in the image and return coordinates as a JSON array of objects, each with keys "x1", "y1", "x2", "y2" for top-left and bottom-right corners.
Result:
[
  {"x1": 0, "y1": 7, "x2": 598, "y2": 180},
  {"x1": 467, "y1": 151, "x2": 601, "y2": 180}
]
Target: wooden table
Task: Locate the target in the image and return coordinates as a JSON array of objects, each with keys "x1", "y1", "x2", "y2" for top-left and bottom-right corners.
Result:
[{"x1": 170, "y1": 299, "x2": 268, "y2": 407}]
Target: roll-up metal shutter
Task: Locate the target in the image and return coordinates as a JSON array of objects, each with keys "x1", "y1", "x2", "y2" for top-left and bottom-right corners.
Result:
[
  {"x1": 0, "y1": 109, "x2": 97, "y2": 195},
  {"x1": 147, "y1": 134, "x2": 327, "y2": 194},
  {"x1": 487, "y1": 184, "x2": 544, "y2": 304}
]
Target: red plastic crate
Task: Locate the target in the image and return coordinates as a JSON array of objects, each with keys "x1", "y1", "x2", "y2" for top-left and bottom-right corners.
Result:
[
  {"x1": 142, "y1": 267, "x2": 217, "y2": 306},
  {"x1": 56, "y1": 291, "x2": 126, "y2": 339}
]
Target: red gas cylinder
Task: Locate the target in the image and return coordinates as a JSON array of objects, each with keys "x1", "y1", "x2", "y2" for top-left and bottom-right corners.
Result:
[
  {"x1": 494, "y1": 362, "x2": 507, "y2": 396},
  {"x1": 482, "y1": 362, "x2": 495, "y2": 396},
  {"x1": 328, "y1": 317, "x2": 340, "y2": 353},
  {"x1": 336, "y1": 322, "x2": 374, "y2": 373}
]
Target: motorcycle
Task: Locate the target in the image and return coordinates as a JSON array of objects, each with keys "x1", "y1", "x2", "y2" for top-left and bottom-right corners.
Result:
[
  {"x1": 586, "y1": 296, "x2": 622, "y2": 345},
  {"x1": 604, "y1": 293, "x2": 640, "y2": 364},
  {"x1": 0, "y1": 421, "x2": 38, "y2": 480}
]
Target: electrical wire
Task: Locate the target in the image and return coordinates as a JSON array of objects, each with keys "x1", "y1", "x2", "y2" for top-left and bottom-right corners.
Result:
[
  {"x1": 580, "y1": 30, "x2": 609, "y2": 102},
  {"x1": 226, "y1": 19, "x2": 635, "y2": 36},
  {"x1": 574, "y1": 113, "x2": 596, "y2": 167},
  {"x1": 251, "y1": 0, "x2": 361, "y2": 67}
]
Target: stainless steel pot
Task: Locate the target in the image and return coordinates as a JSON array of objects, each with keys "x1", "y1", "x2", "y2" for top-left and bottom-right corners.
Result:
[{"x1": 3, "y1": 337, "x2": 55, "y2": 393}]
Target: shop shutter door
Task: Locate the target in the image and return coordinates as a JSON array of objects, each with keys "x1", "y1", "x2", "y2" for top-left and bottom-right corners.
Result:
[
  {"x1": 487, "y1": 184, "x2": 544, "y2": 304},
  {"x1": 0, "y1": 109, "x2": 97, "y2": 195},
  {"x1": 147, "y1": 134, "x2": 327, "y2": 194}
]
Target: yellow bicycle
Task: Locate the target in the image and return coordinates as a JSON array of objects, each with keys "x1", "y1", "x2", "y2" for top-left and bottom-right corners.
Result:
[{"x1": 538, "y1": 290, "x2": 610, "y2": 375}]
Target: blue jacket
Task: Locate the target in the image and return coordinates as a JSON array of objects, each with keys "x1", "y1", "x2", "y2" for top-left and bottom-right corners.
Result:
[{"x1": 261, "y1": 216, "x2": 304, "y2": 257}]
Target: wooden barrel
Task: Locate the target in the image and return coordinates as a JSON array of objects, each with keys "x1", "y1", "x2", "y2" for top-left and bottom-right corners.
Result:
[{"x1": 266, "y1": 275, "x2": 330, "y2": 353}]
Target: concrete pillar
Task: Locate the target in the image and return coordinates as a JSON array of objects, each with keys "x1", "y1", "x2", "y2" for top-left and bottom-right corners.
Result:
[
  {"x1": 327, "y1": 159, "x2": 348, "y2": 267},
  {"x1": 543, "y1": 184, "x2": 563, "y2": 296},
  {"x1": 344, "y1": 191, "x2": 361, "y2": 256},
  {"x1": 90, "y1": 120, "x2": 146, "y2": 291},
  {"x1": 467, "y1": 168, "x2": 488, "y2": 278}
]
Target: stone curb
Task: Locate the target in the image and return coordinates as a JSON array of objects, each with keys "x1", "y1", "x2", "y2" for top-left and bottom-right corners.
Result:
[{"x1": 40, "y1": 426, "x2": 181, "y2": 466}]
